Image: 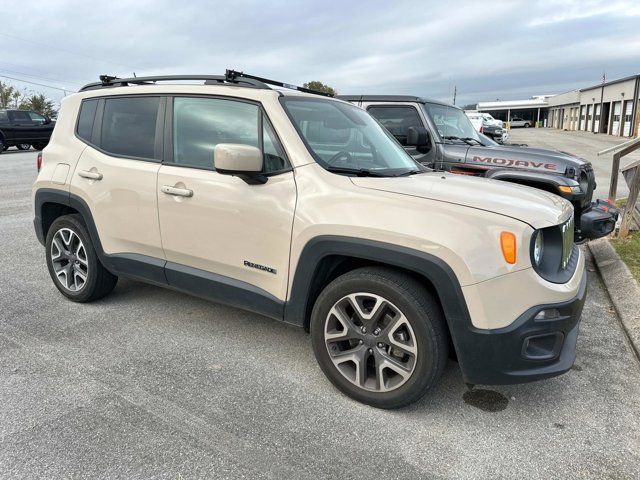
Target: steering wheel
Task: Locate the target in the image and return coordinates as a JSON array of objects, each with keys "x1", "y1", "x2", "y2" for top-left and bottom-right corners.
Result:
[{"x1": 327, "y1": 151, "x2": 353, "y2": 166}]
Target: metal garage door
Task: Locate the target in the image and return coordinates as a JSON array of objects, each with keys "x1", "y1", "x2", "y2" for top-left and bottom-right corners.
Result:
[
  {"x1": 623, "y1": 101, "x2": 633, "y2": 137},
  {"x1": 579, "y1": 105, "x2": 586, "y2": 130},
  {"x1": 612, "y1": 101, "x2": 621, "y2": 136},
  {"x1": 594, "y1": 104, "x2": 601, "y2": 132}
]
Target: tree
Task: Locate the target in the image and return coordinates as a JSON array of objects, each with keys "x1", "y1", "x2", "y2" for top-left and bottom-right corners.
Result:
[
  {"x1": 0, "y1": 81, "x2": 16, "y2": 109},
  {"x1": 302, "y1": 81, "x2": 337, "y2": 96},
  {"x1": 20, "y1": 94, "x2": 57, "y2": 118}
]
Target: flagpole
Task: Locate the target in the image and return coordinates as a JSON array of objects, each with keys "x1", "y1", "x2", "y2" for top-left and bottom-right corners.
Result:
[{"x1": 598, "y1": 71, "x2": 605, "y2": 134}]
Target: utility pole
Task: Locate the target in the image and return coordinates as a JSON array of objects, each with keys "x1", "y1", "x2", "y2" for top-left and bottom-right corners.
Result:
[{"x1": 453, "y1": 85, "x2": 457, "y2": 106}]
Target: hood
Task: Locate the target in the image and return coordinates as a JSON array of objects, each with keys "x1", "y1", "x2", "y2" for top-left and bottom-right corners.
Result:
[
  {"x1": 351, "y1": 172, "x2": 572, "y2": 229},
  {"x1": 466, "y1": 143, "x2": 589, "y2": 175}
]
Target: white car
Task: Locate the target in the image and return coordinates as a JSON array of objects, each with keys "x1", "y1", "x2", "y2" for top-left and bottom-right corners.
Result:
[
  {"x1": 509, "y1": 116, "x2": 532, "y2": 128},
  {"x1": 466, "y1": 112, "x2": 509, "y2": 143}
]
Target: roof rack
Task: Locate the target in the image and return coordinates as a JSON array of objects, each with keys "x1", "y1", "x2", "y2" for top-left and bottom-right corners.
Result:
[{"x1": 79, "y1": 69, "x2": 334, "y2": 97}]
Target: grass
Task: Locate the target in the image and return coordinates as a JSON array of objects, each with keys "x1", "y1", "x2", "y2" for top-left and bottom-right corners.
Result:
[{"x1": 611, "y1": 197, "x2": 640, "y2": 283}]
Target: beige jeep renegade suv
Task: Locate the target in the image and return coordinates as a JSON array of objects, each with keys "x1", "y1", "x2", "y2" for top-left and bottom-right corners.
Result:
[{"x1": 33, "y1": 71, "x2": 586, "y2": 408}]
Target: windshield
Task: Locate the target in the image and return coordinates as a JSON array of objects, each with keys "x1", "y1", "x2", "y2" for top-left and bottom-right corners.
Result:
[
  {"x1": 280, "y1": 97, "x2": 420, "y2": 176},
  {"x1": 424, "y1": 103, "x2": 485, "y2": 143}
]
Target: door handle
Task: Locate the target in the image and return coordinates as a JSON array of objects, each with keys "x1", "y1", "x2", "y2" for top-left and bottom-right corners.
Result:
[
  {"x1": 161, "y1": 185, "x2": 193, "y2": 197},
  {"x1": 78, "y1": 170, "x2": 103, "y2": 180}
]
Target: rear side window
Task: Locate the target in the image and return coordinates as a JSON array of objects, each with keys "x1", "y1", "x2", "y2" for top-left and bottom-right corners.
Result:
[
  {"x1": 10, "y1": 111, "x2": 31, "y2": 123},
  {"x1": 0, "y1": 111, "x2": 8, "y2": 122},
  {"x1": 76, "y1": 99, "x2": 98, "y2": 142},
  {"x1": 367, "y1": 106, "x2": 423, "y2": 145},
  {"x1": 101, "y1": 97, "x2": 159, "y2": 159}
]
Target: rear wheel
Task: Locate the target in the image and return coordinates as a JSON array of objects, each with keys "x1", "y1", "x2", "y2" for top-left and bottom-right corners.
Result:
[
  {"x1": 32, "y1": 142, "x2": 47, "y2": 150},
  {"x1": 17, "y1": 144, "x2": 31, "y2": 150},
  {"x1": 0, "y1": 137, "x2": 5, "y2": 154},
  {"x1": 310, "y1": 267, "x2": 448, "y2": 409},
  {"x1": 45, "y1": 214, "x2": 118, "y2": 302},
  {"x1": 524, "y1": 123, "x2": 531, "y2": 128}
]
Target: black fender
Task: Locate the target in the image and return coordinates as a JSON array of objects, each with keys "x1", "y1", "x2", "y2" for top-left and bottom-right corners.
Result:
[
  {"x1": 485, "y1": 168, "x2": 584, "y2": 202},
  {"x1": 283, "y1": 236, "x2": 479, "y2": 375},
  {"x1": 33, "y1": 188, "x2": 167, "y2": 285}
]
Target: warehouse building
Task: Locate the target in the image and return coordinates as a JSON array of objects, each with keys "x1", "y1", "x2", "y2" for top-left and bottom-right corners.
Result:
[
  {"x1": 547, "y1": 74, "x2": 639, "y2": 137},
  {"x1": 476, "y1": 96, "x2": 551, "y2": 126}
]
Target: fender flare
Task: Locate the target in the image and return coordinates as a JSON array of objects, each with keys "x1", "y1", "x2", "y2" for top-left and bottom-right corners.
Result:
[
  {"x1": 33, "y1": 188, "x2": 166, "y2": 284},
  {"x1": 284, "y1": 236, "x2": 477, "y2": 365},
  {"x1": 485, "y1": 168, "x2": 583, "y2": 201}
]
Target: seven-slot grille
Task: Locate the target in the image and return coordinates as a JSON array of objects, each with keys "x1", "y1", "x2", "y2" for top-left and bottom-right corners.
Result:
[{"x1": 561, "y1": 216, "x2": 575, "y2": 269}]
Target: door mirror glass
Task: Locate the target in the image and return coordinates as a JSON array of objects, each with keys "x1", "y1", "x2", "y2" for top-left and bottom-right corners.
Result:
[{"x1": 214, "y1": 144, "x2": 265, "y2": 184}]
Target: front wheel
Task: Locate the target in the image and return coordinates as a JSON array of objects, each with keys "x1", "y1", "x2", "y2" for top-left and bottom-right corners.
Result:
[
  {"x1": 524, "y1": 123, "x2": 530, "y2": 128},
  {"x1": 17, "y1": 144, "x2": 31, "y2": 150},
  {"x1": 45, "y1": 214, "x2": 118, "y2": 302},
  {"x1": 310, "y1": 267, "x2": 448, "y2": 409}
]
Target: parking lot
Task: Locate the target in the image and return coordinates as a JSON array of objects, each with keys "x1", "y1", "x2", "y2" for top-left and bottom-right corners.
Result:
[
  {"x1": 1, "y1": 147, "x2": 640, "y2": 478},
  {"x1": 508, "y1": 128, "x2": 640, "y2": 199}
]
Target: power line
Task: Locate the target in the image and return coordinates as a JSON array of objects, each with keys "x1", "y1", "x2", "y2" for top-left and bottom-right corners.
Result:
[
  {"x1": 0, "y1": 74, "x2": 74, "y2": 94},
  {"x1": 0, "y1": 31, "x2": 140, "y2": 71},
  {"x1": 0, "y1": 67, "x2": 83, "y2": 88}
]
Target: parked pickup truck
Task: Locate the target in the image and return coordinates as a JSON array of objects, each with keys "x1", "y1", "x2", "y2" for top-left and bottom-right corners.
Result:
[
  {"x1": 0, "y1": 109, "x2": 55, "y2": 153},
  {"x1": 338, "y1": 95, "x2": 617, "y2": 242}
]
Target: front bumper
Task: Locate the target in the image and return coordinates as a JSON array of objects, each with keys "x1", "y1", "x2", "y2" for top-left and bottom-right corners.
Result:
[{"x1": 455, "y1": 264, "x2": 587, "y2": 385}]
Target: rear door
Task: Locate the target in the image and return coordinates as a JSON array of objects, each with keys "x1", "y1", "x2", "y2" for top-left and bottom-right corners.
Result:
[
  {"x1": 69, "y1": 95, "x2": 165, "y2": 268},
  {"x1": 7, "y1": 110, "x2": 33, "y2": 142}
]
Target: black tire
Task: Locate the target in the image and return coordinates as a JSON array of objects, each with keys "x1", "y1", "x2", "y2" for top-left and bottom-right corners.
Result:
[
  {"x1": 524, "y1": 123, "x2": 530, "y2": 128},
  {"x1": 32, "y1": 142, "x2": 47, "y2": 150},
  {"x1": 0, "y1": 137, "x2": 5, "y2": 154},
  {"x1": 310, "y1": 267, "x2": 448, "y2": 409},
  {"x1": 17, "y1": 144, "x2": 31, "y2": 150},
  {"x1": 45, "y1": 214, "x2": 118, "y2": 302}
]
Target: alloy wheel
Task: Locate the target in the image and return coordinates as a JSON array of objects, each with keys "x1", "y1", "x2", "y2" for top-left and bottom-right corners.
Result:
[
  {"x1": 50, "y1": 228, "x2": 89, "y2": 292},
  {"x1": 324, "y1": 293, "x2": 418, "y2": 392}
]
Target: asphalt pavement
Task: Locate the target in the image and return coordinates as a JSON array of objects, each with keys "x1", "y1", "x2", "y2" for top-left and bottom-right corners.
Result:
[{"x1": 1, "y1": 148, "x2": 639, "y2": 479}]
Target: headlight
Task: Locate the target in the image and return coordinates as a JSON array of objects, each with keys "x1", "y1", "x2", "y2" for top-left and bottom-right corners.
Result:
[{"x1": 533, "y1": 230, "x2": 544, "y2": 266}]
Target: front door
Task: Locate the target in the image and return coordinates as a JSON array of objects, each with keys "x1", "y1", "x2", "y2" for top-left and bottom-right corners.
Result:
[{"x1": 157, "y1": 96, "x2": 296, "y2": 302}]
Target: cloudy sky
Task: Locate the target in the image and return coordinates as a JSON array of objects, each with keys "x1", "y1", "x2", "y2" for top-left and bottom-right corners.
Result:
[{"x1": 1, "y1": 0, "x2": 639, "y2": 106}]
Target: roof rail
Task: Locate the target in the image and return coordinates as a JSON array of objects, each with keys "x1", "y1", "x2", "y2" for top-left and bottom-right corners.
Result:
[
  {"x1": 80, "y1": 73, "x2": 269, "y2": 92},
  {"x1": 224, "y1": 70, "x2": 333, "y2": 97},
  {"x1": 79, "y1": 69, "x2": 334, "y2": 97}
]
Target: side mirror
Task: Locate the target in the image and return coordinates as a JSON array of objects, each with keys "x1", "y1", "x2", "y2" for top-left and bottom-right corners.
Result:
[
  {"x1": 214, "y1": 144, "x2": 266, "y2": 185},
  {"x1": 406, "y1": 126, "x2": 430, "y2": 151},
  {"x1": 43, "y1": 116, "x2": 51, "y2": 125}
]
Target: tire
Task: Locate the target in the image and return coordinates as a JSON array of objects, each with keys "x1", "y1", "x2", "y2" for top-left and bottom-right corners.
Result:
[
  {"x1": 524, "y1": 123, "x2": 530, "y2": 128},
  {"x1": 32, "y1": 142, "x2": 47, "y2": 150},
  {"x1": 17, "y1": 144, "x2": 31, "y2": 150},
  {"x1": 310, "y1": 266, "x2": 448, "y2": 409},
  {"x1": 45, "y1": 214, "x2": 118, "y2": 302},
  {"x1": 0, "y1": 137, "x2": 5, "y2": 154}
]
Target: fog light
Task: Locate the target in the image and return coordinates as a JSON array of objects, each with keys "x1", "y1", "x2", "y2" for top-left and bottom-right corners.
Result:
[{"x1": 534, "y1": 309, "x2": 560, "y2": 320}]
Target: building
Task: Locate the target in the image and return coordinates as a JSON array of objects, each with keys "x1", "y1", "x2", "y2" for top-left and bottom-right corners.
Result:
[
  {"x1": 475, "y1": 74, "x2": 640, "y2": 137},
  {"x1": 476, "y1": 96, "x2": 550, "y2": 126},
  {"x1": 547, "y1": 74, "x2": 639, "y2": 137}
]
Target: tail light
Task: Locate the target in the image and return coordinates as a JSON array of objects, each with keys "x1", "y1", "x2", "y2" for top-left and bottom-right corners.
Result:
[
  {"x1": 37, "y1": 152, "x2": 43, "y2": 172},
  {"x1": 480, "y1": 125, "x2": 484, "y2": 134}
]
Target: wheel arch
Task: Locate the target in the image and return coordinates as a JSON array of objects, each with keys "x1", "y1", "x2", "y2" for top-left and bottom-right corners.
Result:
[{"x1": 284, "y1": 236, "x2": 471, "y2": 360}]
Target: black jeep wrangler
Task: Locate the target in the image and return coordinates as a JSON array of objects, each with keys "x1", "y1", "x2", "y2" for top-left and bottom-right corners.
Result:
[{"x1": 338, "y1": 95, "x2": 618, "y2": 242}]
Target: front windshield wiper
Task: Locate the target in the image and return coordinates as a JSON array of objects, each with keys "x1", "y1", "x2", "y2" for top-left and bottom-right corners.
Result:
[
  {"x1": 394, "y1": 169, "x2": 423, "y2": 177},
  {"x1": 325, "y1": 166, "x2": 390, "y2": 177},
  {"x1": 442, "y1": 135, "x2": 483, "y2": 146}
]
